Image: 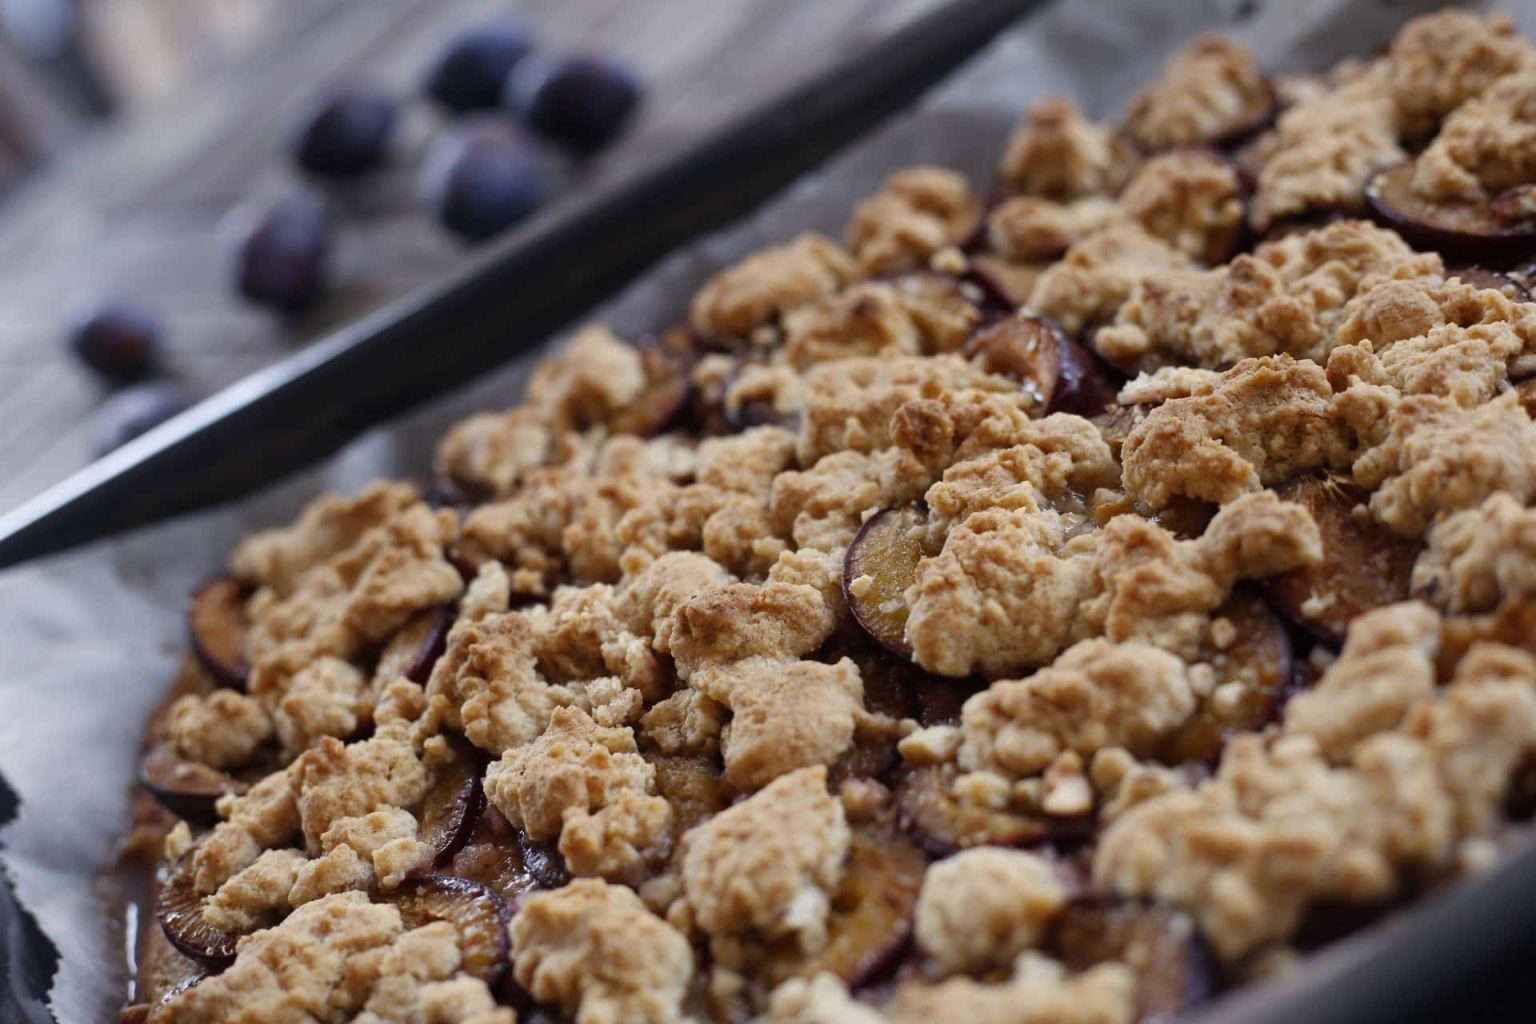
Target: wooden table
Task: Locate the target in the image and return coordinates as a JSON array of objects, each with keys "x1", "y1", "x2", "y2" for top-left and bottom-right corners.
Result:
[{"x1": 0, "y1": 0, "x2": 944, "y2": 516}]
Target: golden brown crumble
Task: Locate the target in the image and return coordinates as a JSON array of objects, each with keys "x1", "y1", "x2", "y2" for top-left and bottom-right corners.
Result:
[
  {"x1": 1123, "y1": 35, "x2": 1269, "y2": 151},
  {"x1": 137, "y1": 12, "x2": 1536, "y2": 1021}
]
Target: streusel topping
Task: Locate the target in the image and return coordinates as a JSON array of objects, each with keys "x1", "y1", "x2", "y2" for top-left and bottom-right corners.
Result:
[{"x1": 131, "y1": 11, "x2": 1536, "y2": 1024}]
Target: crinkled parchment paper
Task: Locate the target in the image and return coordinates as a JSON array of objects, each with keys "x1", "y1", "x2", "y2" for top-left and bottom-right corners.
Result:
[{"x1": 0, "y1": 0, "x2": 1520, "y2": 1018}]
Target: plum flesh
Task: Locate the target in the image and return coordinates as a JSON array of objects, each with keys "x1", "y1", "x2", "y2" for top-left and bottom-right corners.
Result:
[
  {"x1": 139, "y1": 744, "x2": 246, "y2": 827},
  {"x1": 188, "y1": 577, "x2": 249, "y2": 689},
  {"x1": 386, "y1": 876, "x2": 511, "y2": 985},
  {"x1": 1366, "y1": 163, "x2": 1536, "y2": 264},
  {"x1": 843, "y1": 505, "x2": 929, "y2": 660}
]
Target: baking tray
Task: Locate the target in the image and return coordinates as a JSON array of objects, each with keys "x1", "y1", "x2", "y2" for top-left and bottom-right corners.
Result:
[{"x1": 3, "y1": 0, "x2": 1535, "y2": 1019}]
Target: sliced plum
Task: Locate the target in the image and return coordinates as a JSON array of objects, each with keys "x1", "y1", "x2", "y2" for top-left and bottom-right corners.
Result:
[
  {"x1": 139, "y1": 743, "x2": 247, "y2": 826},
  {"x1": 843, "y1": 505, "x2": 929, "y2": 660},
  {"x1": 376, "y1": 605, "x2": 455, "y2": 685},
  {"x1": 157, "y1": 854, "x2": 243, "y2": 964},
  {"x1": 1366, "y1": 163, "x2": 1536, "y2": 264},
  {"x1": 895, "y1": 765, "x2": 1070, "y2": 857},
  {"x1": 449, "y1": 805, "x2": 546, "y2": 909},
  {"x1": 1159, "y1": 588, "x2": 1292, "y2": 765},
  {"x1": 516, "y1": 831, "x2": 571, "y2": 890},
  {"x1": 768, "y1": 824, "x2": 927, "y2": 990},
  {"x1": 1449, "y1": 266, "x2": 1532, "y2": 301},
  {"x1": 188, "y1": 577, "x2": 249, "y2": 689},
  {"x1": 387, "y1": 876, "x2": 511, "y2": 985},
  {"x1": 963, "y1": 314, "x2": 1109, "y2": 416},
  {"x1": 1265, "y1": 474, "x2": 1418, "y2": 642},
  {"x1": 421, "y1": 735, "x2": 485, "y2": 866},
  {"x1": 608, "y1": 330, "x2": 695, "y2": 437},
  {"x1": 965, "y1": 255, "x2": 1039, "y2": 311},
  {"x1": 1052, "y1": 897, "x2": 1215, "y2": 1022}
]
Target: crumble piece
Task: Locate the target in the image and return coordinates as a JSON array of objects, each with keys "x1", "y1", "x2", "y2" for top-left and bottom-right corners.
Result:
[
  {"x1": 985, "y1": 195, "x2": 1119, "y2": 262},
  {"x1": 202, "y1": 847, "x2": 306, "y2": 934},
  {"x1": 1283, "y1": 602, "x2": 1440, "y2": 763},
  {"x1": 356, "y1": 922, "x2": 513, "y2": 1024},
  {"x1": 1123, "y1": 35, "x2": 1269, "y2": 150},
  {"x1": 795, "y1": 354, "x2": 1017, "y2": 465},
  {"x1": 690, "y1": 233, "x2": 859, "y2": 340},
  {"x1": 906, "y1": 491, "x2": 1319, "y2": 676},
  {"x1": 410, "y1": 977, "x2": 515, "y2": 1024},
  {"x1": 295, "y1": 723, "x2": 428, "y2": 853},
  {"x1": 1414, "y1": 493, "x2": 1536, "y2": 613},
  {"x1": 766, "y1": 973, "x2": 888, "y2": 1024},
  {"x1": 1116, "y1": 365, "x2": 1222, "y2": 405},
  {"x1": 435, "y1": 405, "x2": 559, "y2": 496},
  {"x1": 1120, "y1": 355, "x2": 1349, "y2": 509},
  {"x1": 1097, "y1": 220, "x2": 1441, "y2": 370},
  {"x1": 427, "y1": 609, "x2": 559, "y2": 754},
  {"x1": 885, "y1": 956, "x2": 1135, "y2": 1024},
  {"x1": 998, "y1": 97, "x2": 1132, "y2": 200},
  {"x1": 913, "y1": 848, "x2": 1068, "y2": 975},
  {"x1": 1412, "y1": 71, "x2": 1536, "y2": 204},
  {"x1": 770, "y1": 448, "x2": 929, "y2": 552},
  {"x1": 288, "y1": 844, "x2": 372, "y2": 906},
  {"x1": 1327, "y1": 276, "x2": 1536, "y2": 407},
  {"x1": 1345, "y1": 390, "x2": 1536, "y2": 535},
  {"x1": 693, "y1": 655, "x2": 865, "y2": 791},
  {"x1": 956, "y1": 640, "x2": 1196, "y2": 779},
  {"x1": 696, "y1": 426, "x2": 798, "y2": 499},
  {"x1": 668, "y1": 580, "x2": 838, "y2": 680},
  {"x1": 1386, "y1": 10, "x2": 1534, "y2": 137},
  {"x1": 1029, "y1": 223, "x2": 1194, "y2": 334},
  {"x1": 149, "y1": 892, "x2": 403, "y2": 1024},
  {"x1": 1250, "y1": 69, "x2": 1404, "y2": 230},
  {"x1": 246, "y1": 503, "x2": 463, "y2": 665},
  {"x1": 639, "y1": 687, "x2": 726, "y2": 757},
  {"x1": 615, "y1": 551, "x2": 736, "y2": 654},
  {"x1": 511, "y1": 878, "x2": 694, "y2": 1024},
  {"x1": 230, "y1": 481, "x2": 419, "y2": 597},
  {"x1": 320, "y1": 807, "x2": 434, "y2": 891},
  {"x1": 678, "y1": 765, "x2": 849, "y2": 952},
  {"x1": 167, "y1": 690, "x2": 272, "y2": 769},
  {"x1": 271, "y1": 655, "x2": 368, "y2": 752},
  {"x1": 193, "y1": 767, "x2": 301, "y2": 894},
  {"x1": 783, "y1": 281, "x2": 977, "y2": 370},
  {"x1": 844, "y1": 166, "x2": 979, "y2": 275},
  {"x1": 526, "y1": 323, "x2": 647, "y2": 432},
  {"x1": 484, "y1": 706, "x2": 672, "y2": 879},
  {"x1": 1118, "y1": 148, "x2": 1245, "y2": 264}
]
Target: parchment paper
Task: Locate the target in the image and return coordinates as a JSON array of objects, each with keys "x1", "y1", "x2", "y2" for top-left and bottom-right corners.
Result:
[{"x1": 0, "y1": 1, "x2": 1521, "y2": 1019}]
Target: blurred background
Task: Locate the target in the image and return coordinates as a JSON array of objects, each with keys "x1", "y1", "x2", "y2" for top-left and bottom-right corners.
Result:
[{"x1": 0, "y1": 0, "x2": 940, "y2": 515}]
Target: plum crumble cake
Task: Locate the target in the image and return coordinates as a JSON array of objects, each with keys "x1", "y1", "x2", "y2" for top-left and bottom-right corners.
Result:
[{"x1": 121, "y1": 9, "x2": 1536, "y2": 1023}]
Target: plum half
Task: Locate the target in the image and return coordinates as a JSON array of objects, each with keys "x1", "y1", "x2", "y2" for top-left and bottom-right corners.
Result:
[
  {"x1": 1265, "y1": 474, "x2": 1417, "y2": 642},
  {"x1": 139, "y1": 743, "x2": 247, "y2": 827},
  {"x1": 375, "y1": 605, "x2": 454, "y2": 685},
  {"x1": 1157, "y1": 588, "x2": 1292, "y2": 765},
  {"x1": 386, "y1": 876, "x2": 511, "y2": 985},
  {"x1": 895, "y1": 765, "x2": 1075, "y2": 856},
  {"x1": 420, "y1": 734, "x2": 486, "y2": 866},
  {"x1": 964, "y1": 314, "x2": 1109, "y2": 416},
  {"x1": 157, "y1": 854, "x2": 244, "y2": 964},
  {"x1": 188, "y1": 577, "x2": 250, "y2": 689},
  {"x1": 1052, "y1": 897, "x2": 1215, "y2": 1022},
  {"x1": 1366, "y1": 163, "x2": 1536, "y2": 264},
  {"x1": 843, "y1": 505, "x2": 929, "y2": 660}
]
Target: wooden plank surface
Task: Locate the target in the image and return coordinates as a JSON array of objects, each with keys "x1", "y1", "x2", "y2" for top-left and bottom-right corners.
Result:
[{"x1": 0, "y1": 0, "x2": 946, "y2": 516}]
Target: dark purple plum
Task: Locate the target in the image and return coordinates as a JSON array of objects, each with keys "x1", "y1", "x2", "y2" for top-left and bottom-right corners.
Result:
[
  {"x1": 1052, "y1": 897, "x2": 1215, "y2": 1021},
  {"x1": 1265, "y1": 474, "x2": 1417, "y2": 642},
  {"x1": 1448, "y1": 266, "x2": 1531, "y2": 301},
  {"x1": 69, "y1": 300, "x2": 161, "y2": 384},
  {"x1": 93, "y1": 382, "x2": 194, "y2": 456},
  {"x1": 420, "y1": 125, "x2": 544, "y2": 242},
  {"x1": 515, "y1": 831, "x2": 570, "y2": 890},
  {"x1": 139, "y1": 744, "x2": 246, "y2": 826},
  {"x1": 158, "y1": 854, "x2": 243, "y2": 963},
  {"x1": 290, "y1": 88, "x2": 397, "y2": 177},
  {"x1": 843, "y1": 505, "x2": 929, "y2": 660},
  {"x1": 386, "y1": 876, "x2": 511, "y2": 985},
  {"x1": 1366, "y1": 162, "x2": 1536, "y2": 264},
  {"x1": 963, "y1": 314, "x2": 1109, "y2": 416},
  {"x1": 188, "y1": 576, "x2": 249, "y2": 689},
  {"x1": 505, "y1": 54, "x2": 642, "y2": 152},
  {"x1": 375, "y1": 605, "x2": 454, "y2": 685},
  {"x1": 420, "y1": 735, "x2": 485, "y2": 866},
  {"x1": 234, "y1": 193, "x2": 334, "y2": 312},
  {"x1": 424, "y1": 18, "x2": 535, "y2": 112}
]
